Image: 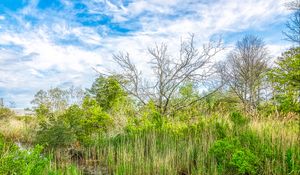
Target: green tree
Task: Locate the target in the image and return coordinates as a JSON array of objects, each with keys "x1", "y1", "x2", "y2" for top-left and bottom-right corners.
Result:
[
  {"x1": 87, "y1": 76, "x2": 126, "y2": 111},
  {"x1": 81, "y1": 97, "x2": 113, "y2": 133},
  {"x1": 268, "y1": 47, "x2": 300, "y2": 113}
]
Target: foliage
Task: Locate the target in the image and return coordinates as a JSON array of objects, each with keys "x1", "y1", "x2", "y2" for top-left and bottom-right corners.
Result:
[
  {"x1": 0, "y1": 135, "x2": 49, "y2": 175},
  {"x1": 79, "y1": 97, "x2": 113, "y2": 144},
  {"x1": 36, "y1": 119, "x2": 77, "y2": 148},
  {"x1": 209, "y1": 134, "x2": 260, "y2": 175},
  {"x1": 31, "y1": 88, "x2": 68, "y2": 113},
  {"x1": 268, "y1": 47, "x2": 300, "y2": 113},
  {"x1": 41, "y1": 114, "x2": 299, "y2": 175},
  {"x1": 208, "y1": 112, "x2": 298, "y2": 175},
  {"x1": 14, "y1": 44, "x2": 300, "y2": 174},
  {"x1": 86, "y1": 75, "x2": 126, "y2": 111},
  {"x1": 201, "y1": 91, "x2": 239, "y2": 114},
  {"x1": 0, "y1": 134, "x2": 82, "y2": 175},
  {"x1": 229, "y1": 149, "x2": 259, "y2": 175},
  {"x1": 35, "y1": 97, "x2": 113, "y2": 148}
]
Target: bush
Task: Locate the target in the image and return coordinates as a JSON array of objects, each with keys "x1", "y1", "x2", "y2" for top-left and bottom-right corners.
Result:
[
  {"x1": 0, "y1": 136, "x2": 49, "y2": 175},
  {"x1": 35, "y1": 105, "x2": 82, "y2": 148},
  {"x1": 209, "y1": 138, "x2": 260, "y2": 174},
  {"x1": 209, "y1": 138, "x2": 237, "y2": 165},
  {"x1": 230, "y1": 149, "x2": 259, "y2": 174},
  {"x1": 36, "y1": 98, "x2": 114, "y2": 148},
  {"x1": 0, "y1": 134, "x2": 82, "y2": 174},
  {"x1": 36, "y1": 120, "x2": 77, "y2": 148}
]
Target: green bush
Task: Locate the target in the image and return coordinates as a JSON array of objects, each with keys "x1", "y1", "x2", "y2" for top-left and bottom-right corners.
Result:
[
  {"x1": 229, "y1": 149, "x2": 259, "y2": 174},
  {"x1": 81, "y1": 97, "x2": 113, "y2": 134},
  {"x1": 0, "y1": 134, "x2": 82, "y2": 174},
  {"x1": 36, "y1": 98, "x2": 113, "y2": 148},
  {"x1": 209, "y1": 138, "x2": 237, "y2": 165},
  {"x1": 209, "y1": 138, "x2": 260, "y2": 174},
  {"x1": 0, "y1": 136, "x2": 49, "y2": 175},
  {"x1": 36, "y1": 105, "x2": 82, "y2": 148},
  {"x1": 36, "y1": 119, "x2": 77, "y2": 148},
  {"x1": 209, "y1": 116, "x2": 264, "y2": 175}
]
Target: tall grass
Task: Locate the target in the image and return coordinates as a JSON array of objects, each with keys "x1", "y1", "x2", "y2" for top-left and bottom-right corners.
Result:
[
  {"x1": 49, "y1": 115, "x2": 300, "y2": 175},
  {"x1": 1, "y1": 112, "x2": 299, "y2": 174}
]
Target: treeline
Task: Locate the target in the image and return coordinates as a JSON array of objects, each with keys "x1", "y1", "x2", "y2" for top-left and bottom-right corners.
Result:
[{"x1": 29, "y1": 36, "x2": 300, "y2": 119}]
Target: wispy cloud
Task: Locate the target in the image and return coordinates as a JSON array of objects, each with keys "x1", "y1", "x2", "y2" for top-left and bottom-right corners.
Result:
[{"x1": 0, "y1": 0, "x2": 291, "y2": 107}]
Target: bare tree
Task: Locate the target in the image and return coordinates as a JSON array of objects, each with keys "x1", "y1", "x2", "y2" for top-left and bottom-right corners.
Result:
[
  {"x1": 219, "y1": 35, "x2": 269, "y2": 113},
  {"x1": 284, "y1": 0, "x2": 300, "y2": 45},
  {"x1": 111, "y1": 34, "x2": 224, "y2": 115}
]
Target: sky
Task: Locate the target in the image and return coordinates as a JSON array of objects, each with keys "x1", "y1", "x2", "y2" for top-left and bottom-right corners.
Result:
[{"x1": 0, "y1": 0, "x2": 293, "y2": 108}]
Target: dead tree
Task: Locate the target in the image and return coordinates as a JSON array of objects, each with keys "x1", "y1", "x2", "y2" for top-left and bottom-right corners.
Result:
[
  {"x1": 218, "y1": 35, "x2": 269, "y2": 113},
  {"x1": 284, "y1": 0, "x2": 300, "y2": 45},
  {"x1": 112, "y1": 34, "x2": 224, "y2": 115}
]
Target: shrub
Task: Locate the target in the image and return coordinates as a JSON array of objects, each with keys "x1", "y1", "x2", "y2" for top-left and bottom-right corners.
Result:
[
  {"x1": 35, "y1": 105, "x2": 82, "y2": 148},
  {"x1": 209, "y1": 138, "x2": 237, "y2": 164},
  {"x1": 209, "y1": 137, "x2": 260, "y2": 174},
  {"x1": 80, "y1": 98, "x2": 113, "y2": 144},
  {"x1": 36, "y1": 98, "x2": 113, "y2": 148},
  {"x1": 36, "y1": 119, "x2": 77, "y2": 148},
  {"x1": 229, "y1": 149, "x2": 260, "y2": 174},
  {"x1": 0, "y1": 136, "x2": 49, "y2": 175}
]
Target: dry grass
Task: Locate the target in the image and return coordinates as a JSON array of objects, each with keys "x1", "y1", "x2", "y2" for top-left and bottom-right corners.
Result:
[
  {"x1": 0, "y1": 116, "x2": 38, "y2": 143},
  {"x1": 250, "y1": 116, "x2": 299, "y2": 145}
]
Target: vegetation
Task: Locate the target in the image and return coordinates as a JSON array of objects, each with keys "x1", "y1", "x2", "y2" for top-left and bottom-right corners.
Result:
[
  {"x1": 0, "y1": 133, "x2": 81, "y2": 175},
  {"x1": 1, "y1": 69, "x2": 299, "y2": 174},
  {"x1": 0, "y1": 1, "x2": 300, "y2": 175},
  {"x1": 268, "y1": 47, "x2": 300, "y2": 114}
]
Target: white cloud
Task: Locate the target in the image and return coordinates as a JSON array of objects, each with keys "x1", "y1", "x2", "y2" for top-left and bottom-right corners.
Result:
[{"x1": 0, "y1": 0, "x2": 292, "y2": 107}]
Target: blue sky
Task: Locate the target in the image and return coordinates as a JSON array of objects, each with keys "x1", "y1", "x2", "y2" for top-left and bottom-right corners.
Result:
[{"x1": 0, "y1": 0, "x2": 292, "y2": 108}]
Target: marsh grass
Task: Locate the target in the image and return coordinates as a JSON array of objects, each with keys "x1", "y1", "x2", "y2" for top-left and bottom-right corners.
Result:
[
  {"x1": 48, "y1": 114, "x2": 300, "y2": 175},
  {"x1": 0, "y1": 112, "x2": 299, "y2": 174}
]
